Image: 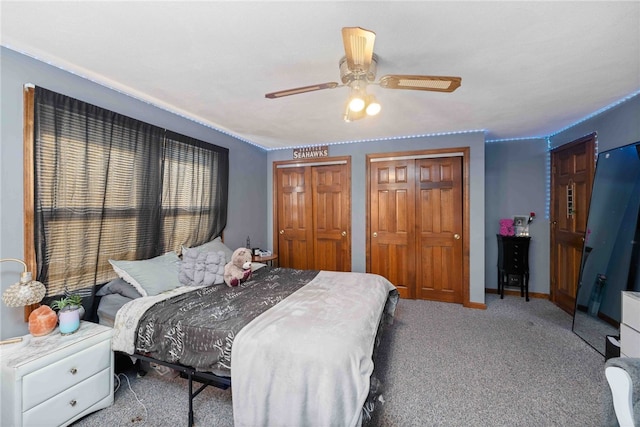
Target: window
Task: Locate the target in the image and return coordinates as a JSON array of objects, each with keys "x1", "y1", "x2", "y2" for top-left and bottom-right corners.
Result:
[{"x1": 25, "y1": 86, "x2": 228, "y2": 298}]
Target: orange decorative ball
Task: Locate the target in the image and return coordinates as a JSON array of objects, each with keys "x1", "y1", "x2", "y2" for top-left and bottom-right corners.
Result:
[{"x1": 28, "y1": 305, "x2": 58, "y2": 337}]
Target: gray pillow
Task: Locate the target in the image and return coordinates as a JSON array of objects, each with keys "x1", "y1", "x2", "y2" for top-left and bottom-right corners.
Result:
[
  {"x1": 96, "y1": 277, "x2": 143, "y2": 299},
  {"x1": 179, "y1": 248, "x2": 226, "y2": 287},
  {"x1": 109, "y1": 251, "x2": 182, "y2": 297}
]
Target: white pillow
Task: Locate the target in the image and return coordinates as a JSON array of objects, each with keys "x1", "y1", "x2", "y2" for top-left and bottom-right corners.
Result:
[
  {"x1": 183, "y1": 236, "x2": 234, "y2": 263},
  {"x1": 109, "y1": 251, "x2": 182, "y2": 297}
]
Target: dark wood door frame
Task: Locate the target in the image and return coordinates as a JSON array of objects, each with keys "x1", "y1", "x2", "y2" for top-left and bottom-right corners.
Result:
[{"x1": 366, "y1": 147, "x2": 472, "y2": 307}]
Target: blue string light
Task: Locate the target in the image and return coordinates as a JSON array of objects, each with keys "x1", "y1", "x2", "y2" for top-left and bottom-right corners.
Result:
[{"x1": 269, "y1": 129, "x2": 487, "y2": 151}]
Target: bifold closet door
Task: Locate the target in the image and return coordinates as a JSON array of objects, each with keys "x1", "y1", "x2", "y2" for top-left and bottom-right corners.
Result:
[
  {"x1": 275, "y1": 160, "x2": 351, "y2": 272},
  {"x1": 415, "y1": 157, "x2": 463, "y2": 303},
  {"x1": 369, "y1": 155, "x2": 463, "y2": 302},
  {"x1": 276, "y1": 166, "x2": 315, "y2": 270},
  {"x1": 312, "y1": 164, "x2": 351, "y2": 272},
  {"x1": 369, "y1": 159, "x2": 416, "y2": 299}
]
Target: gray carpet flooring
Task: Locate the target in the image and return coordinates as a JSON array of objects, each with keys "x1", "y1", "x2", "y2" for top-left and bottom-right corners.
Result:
[{"x1": 73, "y1": 294, "x2": 607, "y2": 427}]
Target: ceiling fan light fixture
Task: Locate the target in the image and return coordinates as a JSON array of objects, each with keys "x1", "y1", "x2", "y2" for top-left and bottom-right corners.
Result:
[
  {"x1": 348, "y1": 96, "x2": 366, "y2": 112},
  {"x1": 365, "y1": 95, "x2": 381, "y2": 116},
  {"x1": 340, "y1": 54, "x2": 378, "y2": 84},
  {"x1": 343, "y1": 102, "x2": 365, "y2": 122},
  {"x1": 347, "y1": 81, "x2": 367, "y2": 112}
]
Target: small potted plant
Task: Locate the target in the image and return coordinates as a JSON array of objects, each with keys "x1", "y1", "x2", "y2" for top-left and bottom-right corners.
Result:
[
  {"x1": 65, "y1": 294, "x2": 85, "y2": 319},
  {"x1": 50, "y1": 294, "x2": 83, "y2": 335}
]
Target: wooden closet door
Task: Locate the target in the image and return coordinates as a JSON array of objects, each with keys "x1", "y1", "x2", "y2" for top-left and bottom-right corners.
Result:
[
  {"x1": 276, "y1": 167, "x2": 314, "y2": 269},
  {"x1": 312, "y1": 164, "x2": 351, "y2": 271},
  {"x1": 415, "y1": 157, "x2": 463, "y2": 302},
  {"x1": 369, "y1": 159, "x2": 416, "y2": 299}
]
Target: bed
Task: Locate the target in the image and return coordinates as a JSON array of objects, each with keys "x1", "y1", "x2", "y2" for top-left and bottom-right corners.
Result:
[{"x1": 97, "y1": 239, "x2": 398, "y2": 426}]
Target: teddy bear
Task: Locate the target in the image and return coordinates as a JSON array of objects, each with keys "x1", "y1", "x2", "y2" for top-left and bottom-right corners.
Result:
[{"x1": 224, "y1": 247, "x2": 253, "y2": 287}]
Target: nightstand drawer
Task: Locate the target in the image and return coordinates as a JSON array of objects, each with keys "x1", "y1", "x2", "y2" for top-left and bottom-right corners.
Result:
[
  {"x1": 22, "y1": 338, "x2": 111, "y2": 411},
  {"x1": 23, "y1": 367, "x2": 111, "y2": 427}
]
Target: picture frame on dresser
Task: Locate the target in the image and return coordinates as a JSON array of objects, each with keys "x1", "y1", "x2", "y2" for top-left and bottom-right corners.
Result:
[{"x1": 513, "y1": 215, "x2": 530, "y2": 236}]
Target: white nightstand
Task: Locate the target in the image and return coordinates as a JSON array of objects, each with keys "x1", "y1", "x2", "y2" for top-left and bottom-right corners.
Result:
[
  {"x1": 0, "y1": 321, "x2": 114, "y2": 427},
  {"x1": 621, "y1": 291, "x2": 640, "y2": 357}
]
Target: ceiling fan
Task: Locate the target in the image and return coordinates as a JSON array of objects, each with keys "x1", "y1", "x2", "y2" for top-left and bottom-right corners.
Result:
[{"x1": 265, "y1": 27, "x2": 462, "y2": 122}]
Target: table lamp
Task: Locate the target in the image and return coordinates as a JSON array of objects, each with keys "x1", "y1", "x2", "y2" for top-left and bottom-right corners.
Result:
[{"x1": 1, "y1": 258, "x2": 47, "y2": 345}]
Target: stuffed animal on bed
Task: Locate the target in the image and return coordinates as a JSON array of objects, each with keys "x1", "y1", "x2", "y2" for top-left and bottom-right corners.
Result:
[{"x1": 224, "y1": 247, "x2": 253, "y2": 287}]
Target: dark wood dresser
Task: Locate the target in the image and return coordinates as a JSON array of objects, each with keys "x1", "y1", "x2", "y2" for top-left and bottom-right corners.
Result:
[{"x1": 497, "y1": 235, "x2": 531, "y2": 301}]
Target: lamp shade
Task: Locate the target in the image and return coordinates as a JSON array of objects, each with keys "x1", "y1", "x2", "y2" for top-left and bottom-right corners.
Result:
[{"x1": 1, "y1": 259, "x2": 46, "y2": 307}]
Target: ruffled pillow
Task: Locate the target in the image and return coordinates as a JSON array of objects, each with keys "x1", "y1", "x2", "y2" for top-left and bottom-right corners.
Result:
[
  {"x1": 183, "y1": 236, "x2": 233, "y2": 263},
  {"x1": 179, "y1": 248, "x2": 226, "y2": 287}
]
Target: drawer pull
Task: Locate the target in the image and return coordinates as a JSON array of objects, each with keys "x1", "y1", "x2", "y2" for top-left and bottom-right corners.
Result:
[
  {"x1": 70, "y1": 367, "x2": 78, "y2": 375},
  {"x1": 70, "y1": 399, "x2": 77, "y2": 407}
]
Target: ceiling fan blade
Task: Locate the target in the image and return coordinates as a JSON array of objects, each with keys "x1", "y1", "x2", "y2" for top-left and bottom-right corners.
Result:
[
  {"x1": 379, "y1": 75, "x2": 462, "y2": 93},
  {"x1": 342, "y1": 27, "x2": 376, "y2": 74},
  {"x1": 265, "y1": 82, "x2": 339, "y2": 99}
]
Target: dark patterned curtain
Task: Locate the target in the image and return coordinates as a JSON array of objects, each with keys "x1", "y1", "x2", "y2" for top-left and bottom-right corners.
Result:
[
  {"x1": 32, "y1": 87, "x2": 228, "y2": 313},
  {"x1": 161, "y1": 131, "x2": 229, "y2": 250}
]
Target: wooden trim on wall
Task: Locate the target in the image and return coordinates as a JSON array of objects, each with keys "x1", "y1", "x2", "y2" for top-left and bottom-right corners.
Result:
[
  {"x1": 23, "y1": 86, "x2": 37, "y2": 321},
  {"x1": 485, "y1": 287, "x2": 549, "y2": 300}
]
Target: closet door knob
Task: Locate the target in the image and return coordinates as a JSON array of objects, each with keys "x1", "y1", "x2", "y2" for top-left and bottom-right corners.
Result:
[
  {"x1": 341, "y1": 231, "x2": 347, "y2": 237},
  {"x1": 373, "y1": 232, "x2": 378, "y2": 238},
  {"x1": 454, "y1": 234, "x2": 461, "y2": 240},
  {"x1": 279, "y1": 230, "x2": 284, "y2": 235}
]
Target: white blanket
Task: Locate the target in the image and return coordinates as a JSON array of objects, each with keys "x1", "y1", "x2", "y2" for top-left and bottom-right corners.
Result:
[{"x1": 231, "y1": 270, "x2": 396, "y2": 427}]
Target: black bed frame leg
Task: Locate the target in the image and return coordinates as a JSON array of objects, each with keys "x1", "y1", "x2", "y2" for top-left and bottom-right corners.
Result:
[
  {"x1": 128, "y1": 353, "x2": 230, "y2": 427},
  {"x1": 188, "y1": 371, "x2": 194, "y2": 427}
]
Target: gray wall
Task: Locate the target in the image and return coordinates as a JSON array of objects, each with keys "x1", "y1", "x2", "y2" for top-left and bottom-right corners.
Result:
[
  {"x1": 0, "y1": 47, "x2": 268, "y2": 339},
  {"x1": 549, "y1": 95, "x2": 640, "y2": 152},
  {"x1": 267, "y1": 132, "x2": 487, "y2": 304},
  {"x1": 484, "y1": 138, "x2": 549, "y2": 294}
]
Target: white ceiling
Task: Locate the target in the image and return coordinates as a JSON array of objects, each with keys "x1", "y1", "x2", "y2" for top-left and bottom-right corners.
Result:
[{"x1": 2, "y1": 1, "x2": 639, "y2": 149}]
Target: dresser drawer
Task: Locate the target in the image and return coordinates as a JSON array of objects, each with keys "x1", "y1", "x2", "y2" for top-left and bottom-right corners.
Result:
[
  {"x1": 620, "y1": 323, "x2": 640, "y2": 358},
  {"x1": 22, "y1": 339, "x2": 111, "y2": 411},
  {"x1": 622, "y1": 291, "x2": 640, "y2": 332},
  {"x1": 23, "y1": 367, "x2": 111, "y2": 427}
]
